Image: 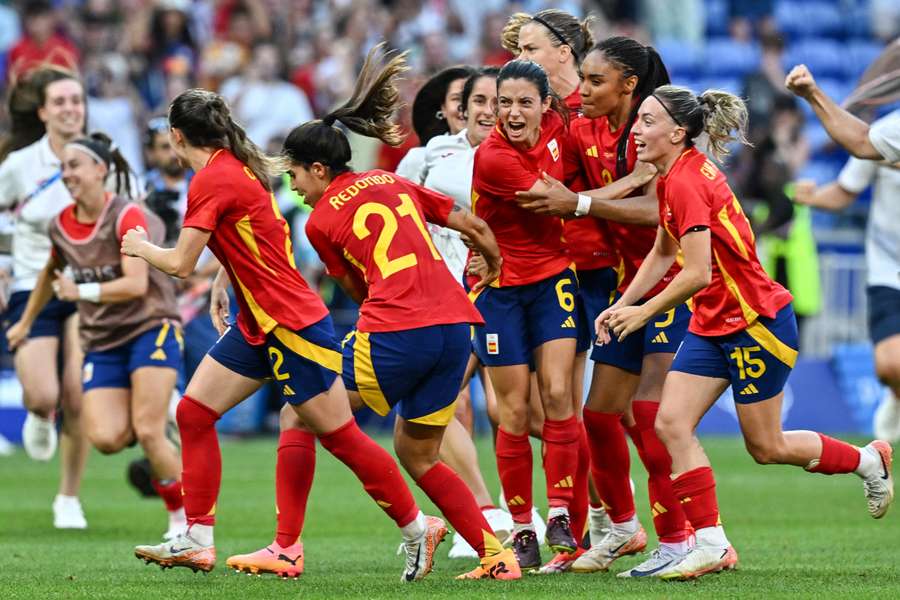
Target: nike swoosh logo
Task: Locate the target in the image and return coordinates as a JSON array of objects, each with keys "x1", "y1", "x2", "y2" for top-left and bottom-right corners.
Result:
[
  {"x1": 169, "y1": 545, "x2": 192, "y2": 553},
  {"x1": 880, "y1": 454, "x2": 890, "y2": 480},
  {"x1": 631, "y1": 559, "x2": 673, "y2": 576},
  {"x1": 404, "y1": 546, "x2": 421, "y2": 581}
]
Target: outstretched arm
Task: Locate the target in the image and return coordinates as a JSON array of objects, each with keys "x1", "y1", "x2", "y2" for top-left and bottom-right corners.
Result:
[{"x1": 121, "y1": 225, "x2": 211, "y2": 278}]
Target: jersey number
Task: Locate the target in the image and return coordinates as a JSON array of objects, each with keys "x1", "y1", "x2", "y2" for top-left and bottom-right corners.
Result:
[
  {"x1": 555, "y1": 278, "x2": 575, "y2": 312},
  {"x1": 352, "y1": 193, "x2": 441, "y2": 280},
  {"x1": 729, "y1": 346, "x2": 766, "y2": 380},
  {"x1": 268, "y1": 347, "x2": 290, "y2": 381}
]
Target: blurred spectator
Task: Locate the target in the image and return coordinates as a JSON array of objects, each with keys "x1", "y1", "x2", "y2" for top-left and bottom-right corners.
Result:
[
  {"x1": 220, "y1": 43, "x2": 313, "y2": 149},
  {"x1": 741, "y1": 32, "x2": 788, "y2": 142},
  {"x1": 728, "y1": 0, "x2": 776, "y2": 38},
  {"x1": 871, "y1": 0, "x2": 900, "y2": 43},
  {"x1": 143, "y1": 116, "x2": 191, "y2": 237},
  {"x1": 200, "y1": 0, "x2": 271, "y2": 89},
  {"x1": 479, "y1": 12, "x2": 515, "y2": 66},
  {"x1": 6, "y1": 2, "x2": 79, "y2": 81},
  {"x1": 86, "y1": 53, "x2": 143, "y2": 172},
  {"x1": 642, "y1": 0, "x2": 705, "y2": 48},
  {"x1": 130, "y1": 0, "x2": 197, "y2": 111}
]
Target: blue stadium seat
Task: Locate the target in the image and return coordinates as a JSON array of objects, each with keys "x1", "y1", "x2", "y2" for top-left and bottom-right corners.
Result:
[
  {"x1": 657, "y1": 38, "x2": 702, "y2": 79},
  {"x1": 784, "y1": 39, "x2": 845, "y2": 78},
  {"x1": 845, "y1": 40, "x2": 884, "y2": 80},
  {"x1": 801, "y1": 2, "x2": 845, "y2": 38},
  {"x1": 700, "y1": 77, "x2": 742, "y2": 95},
  {"x1": 704, "y1": 0, "x2": 730, "y2": 37},
  {"x1": 775, "y1": 0, "x2": 807, "y2": 38},
  {"x1": 799, "y1": 158, "x2": 841, "y2": 184},
  {"x1": 804, "y1": 121, "x2": 832, "y2": 154},
  {"x1": 702, "y1": 38, "x2": 760, "y2": 77}
]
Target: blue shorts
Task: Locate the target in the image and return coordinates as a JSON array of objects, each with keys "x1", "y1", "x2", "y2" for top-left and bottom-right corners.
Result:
[
  {"x1": 576, "y1": 267, "x2": 619, "y2": 353},
  {"x1": 3, "y1": 290, "x2": 76, "y2": 339},
  {"x1": 207, "y1": 316, "x2": 340, "y2": 405},
  {"x1": 343, "y1": 323, "x2": 470, "y2": 425},
  {"x1": 671, "y1": 304, "x2": 798, "y2": 403},
  {"x1": 867, "y1": 286, "x2": 900, "y2": 345},
  {"x1": 592, "y1": 295, "x2": 691, "y2": 373},
  {"x1": 472, "y1": 267, "x2": 579, "y2": 367},
  {"x1": 83, "y1": 322, "x2": 183, "y2": 392}
]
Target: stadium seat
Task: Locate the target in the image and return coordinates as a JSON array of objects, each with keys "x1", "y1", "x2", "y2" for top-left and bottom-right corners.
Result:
[
  {"x1": 657, "y1": 38, "x2": 702, "y2": 79},
  {"x1": 702, "y1": 38, "x2": 760, "y2": 77},
  {"x1": 798, "y1": 158, "x2": 842, "y2": 184},
  {"x1": 704, "y1": 0, "x2": 730, "y2": 37},
  {"x1": 783, "y1": 39, "x2": 845, "y2": 78},
  {"x1": 845, "y1": 40, "x2": 884, "y2": 80},
  {"x1": 700, "y1": 77, "x2": 742, "y2": 95}
]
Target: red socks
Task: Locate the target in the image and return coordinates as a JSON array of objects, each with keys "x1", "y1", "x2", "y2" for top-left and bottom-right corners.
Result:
[
  {"x1": 806, "y1": 433, "x2": 861, "y2": 474},
  {"x1": 583, "y1": 408, "x2": 635, "y2": 523},
  {"x1": 175, "y1": 396, "x2": 221, "y2": 526},
  {"x1": 543, "y1": 416, "x2": 580, "y2": 509},
  {"x1": 632, "y1": 401, "x2": 689, "y2": 543},
  {"x1": 318, "y1": 418, "x2": 419, "y2": 527},
  {"x1": 416, "y1": 462, "x2": 502, "y2": 558},
  {"x1": 496, "y1": 428, "x2": 533, "y2": 523},
  {"x1": 275, "y1": 429, "x2": 316, "y2": 547},
  {"x1": 671, "y1": 466, "x2": 720, "y2": 530},
  {"x1": 569, "y1": 422, "x2": 590, "y2": 541},
  {"x1": 151, "y1": 479, "x2": 183, "y2": 512}
]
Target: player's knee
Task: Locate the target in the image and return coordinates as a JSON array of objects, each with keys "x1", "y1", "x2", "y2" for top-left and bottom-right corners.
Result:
[
  {"x1": 22, "y1": 388, "x2": 58, "y2": 417},
  {"x1": 90, "y1": 429, "x2": 130, "y2": 454},
  {"x1": 133, "y1": 422, "x2": 165, "y2": 450},
  {"x1": 745, "y1": 439, "x2": 785, "y2": 465},
  {"x1": 394, "y1": 440, "x2": 437, "y2": 480},
  {"x1": 654, "y1": 410, "x2": 682, "y2": 447},
  {"x1": 540, "y1": 380, "x2": 571, "y2": 415}
]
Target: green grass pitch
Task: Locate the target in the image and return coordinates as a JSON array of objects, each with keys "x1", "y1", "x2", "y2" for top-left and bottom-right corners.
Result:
[{"x1": 1, "y1": 435, "x2": 898, "y2": 599}]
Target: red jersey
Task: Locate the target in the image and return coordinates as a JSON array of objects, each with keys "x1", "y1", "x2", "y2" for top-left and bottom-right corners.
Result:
[
  {"x1": 183, "y1": 149, "x2": 328, "y2": 345},
  {"x1": 569, "y1": 114, "x2": 679, "y2": 296},
  {"x1": 658, "y1": 148, "x2": 792, "y2": 336},
  {"x1": 470, "y1": 111, "x2": 570, "y2": 287},
  {"x1": 56, "y1": 198, "x2": 146, "y2": 243},
  {"x1": 305, "y1": 170, "x2": 484, "y2": 333},
  {"x1": 563, "y1": 87, "x2": 582, "y2": 113}
]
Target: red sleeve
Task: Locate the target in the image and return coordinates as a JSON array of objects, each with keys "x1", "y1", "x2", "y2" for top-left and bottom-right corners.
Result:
[
  {"x1": 409, "y1": 181, "x2": 454, "y2": 227},
  {"x1": 183, "y1": 173, "x2": 225, "y2": 231},
  {"x1": 305, "y1": 218, "x2": 348, "y2": 278},
  {"x1": 667, "y1": 174, "x2": 712, "y2": 239},
  {"x1": 473, "y1": 144, "x2": 539, "y2": 200},
  {"x1": 563, "y1": 122, "x2": 585, "y2": 189},
  {"x1": 116, "y1": 204, "x2": 148, "y2": 242}
]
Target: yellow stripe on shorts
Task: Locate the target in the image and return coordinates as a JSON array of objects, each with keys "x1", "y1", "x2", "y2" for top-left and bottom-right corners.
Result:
[
  {"x1": 352, "y1": 332, "x2": 391, "y2": 416},
  {"x1": 408, "y1": 400, "x2": 458, "y2": 427},
  {"x1": 745, "y1": 320, "x2": 798, "y2": 369},
  {"x1": 272, "y1": 326, "x2": 342, "y2": 373}
]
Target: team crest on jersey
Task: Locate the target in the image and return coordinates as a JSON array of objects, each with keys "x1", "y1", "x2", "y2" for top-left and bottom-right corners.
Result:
[
  {"x1": 547, "y1": 138, "x2": 559, "y2": 162},
  {"x1": 486, "y1": 333, "x2": 499, "y2": 355}
]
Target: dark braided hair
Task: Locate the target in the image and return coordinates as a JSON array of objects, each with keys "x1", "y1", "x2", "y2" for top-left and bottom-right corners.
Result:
[{"x1": 68, "y1": 131, "x2": 135, "y2": 198}]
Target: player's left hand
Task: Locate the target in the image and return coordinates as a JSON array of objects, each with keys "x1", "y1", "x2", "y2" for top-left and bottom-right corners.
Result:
[
  {"x1": 471, "y1": 255, "x2": 502, "y2": 293},
  {"x1": 514, "y1": 171, "x2": 578, "y2": 216},
  {"x1": 52, "y1": 270, "x2": 79, "y2": 302},
  {"x1": 121, "y1": 226, "x2": 148, "y2": 257},
  {"x1": 606, "y1": 304, "x2": 652, "y2": 342}
]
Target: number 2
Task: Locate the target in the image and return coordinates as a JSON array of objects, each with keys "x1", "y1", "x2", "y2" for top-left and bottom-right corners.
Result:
[
  {"x1": 268, "y1": 347, "x2": 290, "y2": 381},
  {"x1": 352, "y1": 193, "x2": 441, "y2": 280}
]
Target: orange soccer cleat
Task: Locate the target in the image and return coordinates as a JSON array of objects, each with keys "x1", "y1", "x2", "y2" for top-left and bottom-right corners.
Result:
[
  {"x1": 226, "y1": 540, "x2": 304, "y2": 578},
  {"x1": 456, "y1": 548, "x2": 522, "y2": 580}
]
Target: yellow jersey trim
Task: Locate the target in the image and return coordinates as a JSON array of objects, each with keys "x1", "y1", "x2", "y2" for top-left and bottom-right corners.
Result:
[
  {"x1": 717, "y1": 205, "x2": 749, "y2": 260},
  {"x1": 231, "y1": 271, "x2": 279, "y2": 335},
  {"x1": 272, "y1": 326, "x2": 342, "y2": 373},
  {"x1": 235, "y1": 215, "x2": 278, "y2": 276}
]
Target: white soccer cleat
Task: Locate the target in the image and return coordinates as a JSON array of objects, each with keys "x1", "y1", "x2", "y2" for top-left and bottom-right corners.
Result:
[
  {"x1": 483, "y1": 507, "x2": 513, "y2": 546},
  {"x1": 861, "y1": 440, "x2": 894, "y2": 518},
  {"x1": 22, "y1": 412, "x2": 57, "y2": 461},
  {"x1": 401, "y1": 516, "x2": 447, "y2": 582},
  {"x1": 447, "y1": 531, "x2": 478, "y2": 558},
  {"x1": 874, "y1": 391, "x2": 900, "y2": 444},
  {"x1": 571, "y1": 526, "x2": 647, "y2": 573},
  {"x1": 53, "y1": 495, "x2": 87, "y2": 529},
  {"x1": 657, "y1": 544, "x2": 738, "y2": 580},
  {"x1": 617, "y1": 544, "x2": 689, "y2": 578},
  {"x1": 135, "y1": 531, "x2": 216, "y2": 572}
]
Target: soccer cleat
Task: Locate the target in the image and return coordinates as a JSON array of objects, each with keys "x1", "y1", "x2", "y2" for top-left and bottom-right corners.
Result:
[
  {"x1": 873, "y1": 391, "x2": 900, "y2": 443},
  {"x1": 226, "y1": 541, "x2": 304, "y2": 578},
  {"x1": 511, "y1": 528, "x2": 541, "y2": 571},
  {"x1": 22, "y1": 412, "x2": 57, "y2": 461},
  {"x1": 537, "y1": 547, "x2": 584, "y2": 574},
  {"x1": 447, "y1": 531, "x2": 479, "y2": 559},
  {"x1": 456, "y1": 548, "x2": 522, "y2": 580},
  {"x1": 571, "y1": 526, "x2": 647, "y2": 573},
  {"x1": 134, "y1": 532, "x2": 216, "y2": 572},
  {"x1": 53, "y1": 495, "x2": 87, "y2": 530},
  {"x1": 862, "y1": 440, "x2": 894, "y2": 518},
  {"x1": 483, "y1": 507, "x2": 514, "y2": 547},
  {"x1": 401, "y1": 515, "x2": 447, "y2": 582},
  {"x1": 544, "y1": 514, "x2": 578, "y2": 553},
  {"x1": 657, "y1": 544, "x2": 737, "y2": 580},
  {"x1": 617, "y1": 544, "x2": 689, "y2": 578}
]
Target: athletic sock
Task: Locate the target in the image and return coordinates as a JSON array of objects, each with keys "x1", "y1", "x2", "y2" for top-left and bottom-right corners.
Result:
[
  {"x1": 588, "y1": 504, "x2": 608, "y2": 541},
  {"x1": 547, "y1": 506, "x2": 569, "y2": 520},
  {"x1": 318, "y1": 419, "x2": 419, "y2": 528},
  {"x1": 175, "y1": 396, "x2": 221, "y2": 527},
  {"x1": 610, "y1": 514, "x2": 639, "y2": 536},
  {"x1": 496, "y1": 428, "x2": 533, "y2": 523},
  {"x1": 416, "y1": 462, "x2": 503, "y2": 558},
  {"x1": 187, "y1": 523, "x2": 213, "y2": 546},
  {"x1": 513, "y1": 521, "x2": 535, "y2": 534},
  {"x1": 582, "y1": 408, "x2": 635, "y2": 522},
  {"x1": 400, "y1": 511, "x2": 426, "y2": 541},
  {"x1": 568, "y1": 421, "x2": 590, "y2": 541},
  {"x1": 671, "y1": 466, "x2": 720, "y2": 532},
  {"x1": 275, "y1": 429, "x2": 316, "y2": 547},
  {"x1": 543, "y1": 416, "x2": 579, "y2": 509},
  {"x1": 151, "y1": 478, "x2": 183, "y2": 512},
  {"x1": 805, "y1": 433, "x2": 862, "y2": 474},
  {"x1": 855, "y1": 444, "x2": 882, "y2": 478},
  {"x1": 632, "y1": 400, "x2": 689, "y2": 544}
]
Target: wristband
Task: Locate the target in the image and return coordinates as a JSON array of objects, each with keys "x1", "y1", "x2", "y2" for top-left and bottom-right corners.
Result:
[
  {"x1": 574, "y1": 194, "x2": 591, "y2": 217},
  {"x1": 77, "y1": 282, "x2": 101, "y2": 303}
]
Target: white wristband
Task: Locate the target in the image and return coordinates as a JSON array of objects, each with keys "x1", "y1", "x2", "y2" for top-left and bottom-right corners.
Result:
[
  {"x1": 77, "y1": 282, "x2": 101, "y2": 303},
  {"x1": 574, "y1": 194, "x2": 591, "y2": 217}
]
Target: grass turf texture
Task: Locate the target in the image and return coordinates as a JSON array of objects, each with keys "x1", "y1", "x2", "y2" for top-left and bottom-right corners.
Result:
[{"x1": 1, "y1": 436, "x2": 898, "y2": 599}]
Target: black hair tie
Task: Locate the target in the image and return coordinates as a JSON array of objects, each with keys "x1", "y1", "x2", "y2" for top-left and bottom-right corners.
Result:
[{"x1": 531, "y1": 16, "x2": 575, "y2": 60}]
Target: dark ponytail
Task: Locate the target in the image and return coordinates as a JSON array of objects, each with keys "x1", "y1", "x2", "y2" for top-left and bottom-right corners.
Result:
[
  {"x1": 168, "y1": 89, "x2": 282, "y2": 191},
  {"x1": 283, "y1": 43, "x2": 408, "y2": 173},
  {"x1": 497, "y1": 59, "x2": 568, "y2": 125},
  {"x1": 68, "y1": 131, "x2": 135, "y2": 198},
  {"x1": 589, "y1": 37, "x2": 670, "y2": 178}
]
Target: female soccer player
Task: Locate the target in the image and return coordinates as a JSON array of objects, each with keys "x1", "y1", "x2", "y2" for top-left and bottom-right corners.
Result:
[
  {"x1": 227, "y1": 48, "x2": 519, "y2": 581},
  {"x1": 0, "y1": 66, "x2": 89, "y2": 529},
  {"x1": 124, "y1": 87, "x2": 445, "y2": 583},
  {"x1": 597, "y1": 84, "x2": 894, "y2": 580},
  {"x1": 6, "y1": 133, "x2": 185, "y2": 540},
  {"x1": 468, "y1": 59, "x2": 580, "y2": 571}
]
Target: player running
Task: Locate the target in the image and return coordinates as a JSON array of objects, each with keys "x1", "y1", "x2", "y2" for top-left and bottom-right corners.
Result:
[
  {"x1": 123, "y1": 86, "x2": 445, "y2": 582},
  {"x1": 468, "y1": 58, "x2": 581, "y2": 571},
  {"x1": 597, "y1": 84, "x2": 894, "y2": 580},
  {"x1": 6, "y1": 132, "x2": 185, "y2": 540},
  {"x1": 227, "y1": 46, "x2": 519, "y2": 582}
]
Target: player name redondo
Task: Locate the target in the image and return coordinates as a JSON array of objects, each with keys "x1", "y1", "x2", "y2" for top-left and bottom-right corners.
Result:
[{"x1": 328, "y1": 173, "x2": 396, "y2": 210}]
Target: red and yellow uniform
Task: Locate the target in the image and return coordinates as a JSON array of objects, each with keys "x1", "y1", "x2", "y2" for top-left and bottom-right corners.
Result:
[{"x1": 660, "y1": 147, "x2": 797, "y2": 402}]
